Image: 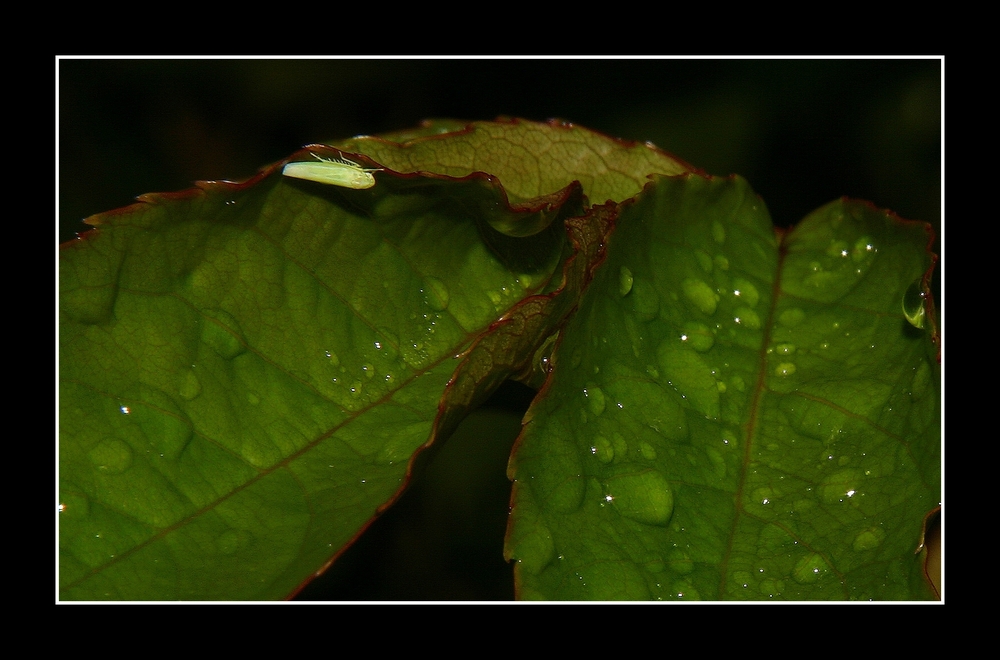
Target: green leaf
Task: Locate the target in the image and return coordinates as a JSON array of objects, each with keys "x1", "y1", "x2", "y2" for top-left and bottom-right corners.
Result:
[
  {"x1": 60, "y1": 119, "x2": 938, "y2": 600},
  {"x1": 505, "y1": 175, "x2": 939, "y2": 600}
]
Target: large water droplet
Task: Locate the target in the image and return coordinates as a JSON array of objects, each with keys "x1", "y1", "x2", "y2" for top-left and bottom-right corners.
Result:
[
  {"x1": 732, "y1": 279, "x2": 760, "y2": 309},
  {"x1": 733, "y1": 307, "x2": 761, "y2": 330},
  {"x1": 88, "y1": 438, "x2": 133, "y2": 474},
  {"x1": 591, "y1": 435, "x2": 614, "y2": 463},
  {"x1": 619, "y1": 266, "x2": 634, "y2": 297},
  {"x1": 852, "y1": 236, "x2": 876, "y2": 263},
  {"x1": 509, "y1": 522, "x2": 556, "y2": 575},
  {"x1": 818, "y1": 469, "x2": 863, "y2": 505},
  {"x1": 216, "y1": 528, "x2": 254, "y2": 555},
  {"x1": 656, "y1": 342, "x2": 720, "y2": 419},
  {"x1": 179, "y1": 368, "x2": 202, "y2": 400},
  {"x1": 902, "y1": 278, "x2": 927, "y2": 329},
  {"x1": 792, "y1": 553, "x2": 829, "y2": 584},
  {"x1": 774, "y1": 362, "x2": 797, "y2": 377},
  {"x1": 424, "y1": 276, "x2": 450, "y2": 312},
  {"x1": 639, "y1": 442, "x2": 657, "y2": 461},
  {"x1": 682, "y1": 278, "x2": 718, "y2": 316},
  {"x1": 826, "y1": 240, "x2": 850, "y2": 259},
  {"x1": 681, "y1": 322, "x2": 714, "y2": 352},
  {"x1": 712, "y1": 220, "x2": 726, "y2": 244},
  {"x1": 583, "y1": 384, "x2": 606, "y2": 416},
  {"x1": 852, "y1": 526, "x2": 886, "y2": 552},
  {"x1": 201, "y1": 308, "x2": 246, "y2": 359},
  {"x1": 603, "y1": 467, "x2": 674, "y2": 526}
]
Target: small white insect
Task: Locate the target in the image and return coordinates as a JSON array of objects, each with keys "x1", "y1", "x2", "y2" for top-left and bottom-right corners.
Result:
[{"x1": 282, "y1": 151, "x2": 382, "y2": 189}]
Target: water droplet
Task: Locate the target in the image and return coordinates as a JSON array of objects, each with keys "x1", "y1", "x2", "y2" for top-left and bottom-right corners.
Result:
[
  {"x1": 88, "y1": 438, "x2": 133, "y2": 474},
  {"x1": 611, "y1": 433, "x2": 629, "y2": 456},
  {"x1": 826, "y1": 240, "x2": 850, "y2": 259},
  {"x1": 603, "y1": 467, "x2": 674, "y2": 526},
  {"x1": 362, "y1": 363, "x2": 375, "y2": 379},
  {"x1": 816, "y1": 467, "x2": 862, "y2": 503},
  {"x1": 532, "y1": 332, "x2": 558, "y2": 377},
  {"x1": 774, "y1": 362, "x2": 796, "y2": 377},
  {"x1": 681, "y1": 322, "x2": 714, "y2": 352},
  {"x1": 591, "y1": 435, "x2": 614, "y2": 463},
  {"x1": 682, "y1": 278, "x2": 718, "y2": 316},
  {"x1": 325, "y1": 349, "x2": 341, "y2": 367},
  {"x1": 775, "y1": 343, "x2": 796, "y2": 356},
  {"x1": 509, "y1": 522, "x2": 556, "y2": 575},
  {"x1": 645, "y1": 364, "x2": 660, "y2": 379},
  {"x1": 656, "y1": 341, "x2": 720, "y2": 419},
  {"x1": 179, "y1": 368, "x2": 201, "y2": 400},
  {"x1": 583, "y1": 384, "x2": 606, "y2": 416},
  {"x1": 733, "y1": 307, "x2": 761, "y2": 329},
  {"x1": 201, "y1": 308, "x2": 247, "y2": 359},
  {"x1": 714, "y1": 255, "x2": 729, "y2": 271},
  {"x1": 712, "y1": 220, "x2": 726, "y2": 244},
  {"x1": 792, "y1": 553, "x2": 829, "y2": 584},
  {"x1": 732, "y1": 279, "x2": 760, "y2": 308},
  {"x1": 752, "y1": 486, "x2": 774, "y2": 507},
  {"x1": 852, "y1": 236, "x2": 876, "y2": 262},
  {"x1": 216, "y1": 529, "x2": 254, "y2": 555},
  {"x1": 618, "y1": 266, "x2": 634, "y2": 297},
  {"x1": 852, "y1": 526, "x2": 886, "y2": 551},
  {"x1": 639, "y1": 442, "x2": 657, "y2": 460},
  {"x1": 902, "y1": 278, "x2": 927, "y2": 329},
  {"x1": 424, "y1": 276, "x2": 450, "y2": 311}
]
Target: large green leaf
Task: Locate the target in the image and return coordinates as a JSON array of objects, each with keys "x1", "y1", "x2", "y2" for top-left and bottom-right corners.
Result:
[
  {"x1": 59, "y1": 119, "x2": 938, "y2": 600},
  {"x1": 505, "y1": 175, "x2": 939, "y2": 600}
]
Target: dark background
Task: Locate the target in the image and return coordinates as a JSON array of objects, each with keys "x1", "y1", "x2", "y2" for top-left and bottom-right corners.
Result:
[{"x1": 58, "y1": 58, "x2": 942, "y2": 600}]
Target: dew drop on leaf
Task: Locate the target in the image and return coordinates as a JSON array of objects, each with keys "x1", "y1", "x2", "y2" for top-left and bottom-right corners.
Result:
[
  {"x1": 591, "y1": 435, "x2": 614, "y2": 463},
  {"x1": 583, "y1": 384, "x2": 606, "y2": 416},
  {"x1": 618, "y1": 266, "x2": 634, "y2": 297},
  {"x1": 603, "y1": 467, "x2": 675, "y2": 526},
  {"x1": 734, "y1": 307, "x2": 761, "y2": 330},
  {"x1": 792, "y1": 553, "x2": 829, "y2": 585},
  {"x1": 88, "y1": 438, "x2": 133, "y2": 474},
  {"x1": 852, "y1": 527, "x2": 886, "y2": 552},
  {"x1": 201, "y1": 308, "x2": 247, "y2": 359},
  {"x1": 423, "y1": 276, "x2": 450, "y2": 311},
  {"x1": 681, "y1": 321, "x2": 714, "y2": 352},
  {"x1": 712, "y1": 220, "x2": 726, "y2": 244},
  {"x1": 732, "y1": 278, "x2": 760, "y2": 308},
  {"x1": 179, "y1": 368, "x2": 202, "y2": 400},
  {"x1": 682, "y1": 278, "x2": 718, "y2": 316},
  {"x1": 774, "y1": 362, "x2": 797, "y2": 377},
  {"x1": 902, "y1": 278, "x2": 927, "y2": 329}
]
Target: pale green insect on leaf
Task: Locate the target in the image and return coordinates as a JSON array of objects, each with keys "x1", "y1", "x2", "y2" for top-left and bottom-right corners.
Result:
[{"x1": 282, "y1": 152, "x2": 382, "y2": 189}]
